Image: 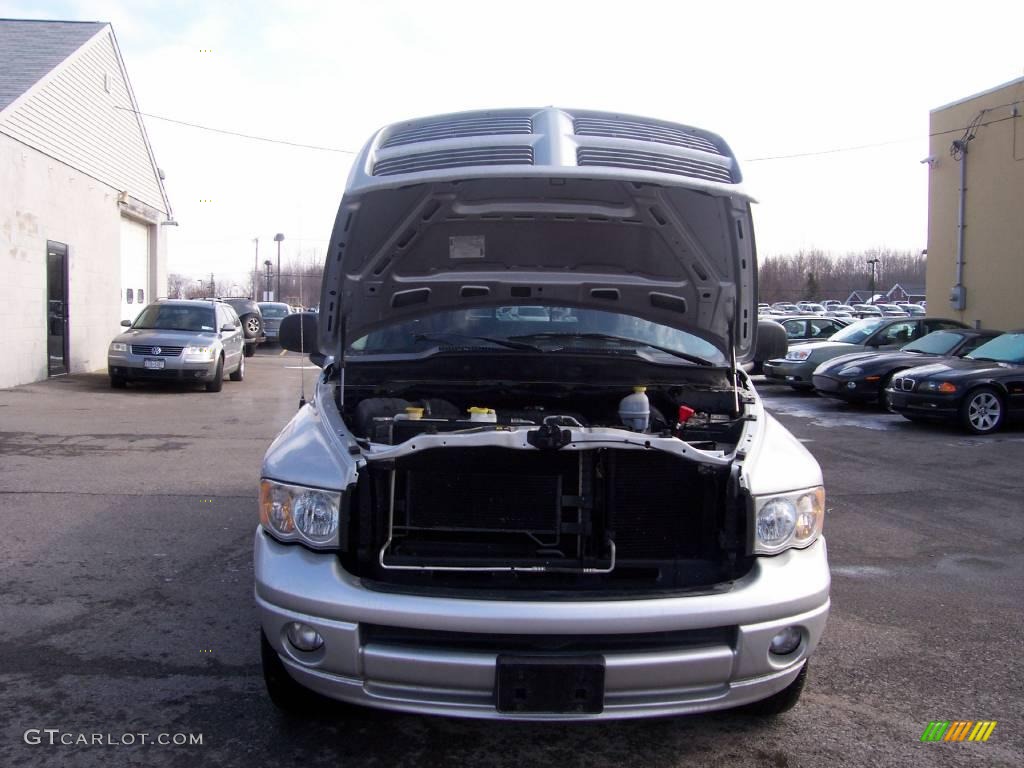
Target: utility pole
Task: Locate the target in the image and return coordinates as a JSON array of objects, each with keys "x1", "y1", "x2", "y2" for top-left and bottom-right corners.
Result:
[
  {"x1": 274, "y1": 233, "x2": 285, "y2": 303},
  {"x1": 252, "y1": 237, "x2": 259, "y2": 299},
  {"x1": 263, "y1": 260, "x2": 273, "y2": 301},
  {"x1": 867, "y1": 258, "x2": 880, "y2": 304},
  {"x1": 209, "y1": 272, "x2": 216, "y2": 297}
]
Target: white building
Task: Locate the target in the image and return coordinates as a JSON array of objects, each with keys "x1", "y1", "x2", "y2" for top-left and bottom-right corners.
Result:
[{"x1": 0, "y1": 19, "x2": 172, "y2": 388}]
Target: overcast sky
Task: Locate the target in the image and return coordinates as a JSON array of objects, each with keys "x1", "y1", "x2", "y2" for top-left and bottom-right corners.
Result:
[{"x1": 4, "y1": 0, "x2": 1024, "y2": 287}]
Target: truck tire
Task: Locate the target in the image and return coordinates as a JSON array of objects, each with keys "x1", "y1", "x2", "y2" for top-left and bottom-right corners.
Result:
[{"x1": 261, "y1": 631, "x2": 318, "y2": 715}]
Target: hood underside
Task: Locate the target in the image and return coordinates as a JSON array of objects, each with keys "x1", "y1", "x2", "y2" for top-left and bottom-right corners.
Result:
[{"x1": 320, "y1": 176, "x2": 756, "y2": 362}]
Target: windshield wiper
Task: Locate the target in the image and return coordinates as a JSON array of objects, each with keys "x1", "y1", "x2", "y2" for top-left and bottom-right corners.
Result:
[
  {"x1": 412, "y1": 332, "x2": 542, "y2": 352},
  {"x1": 509, "y1": 332, "x2": 714, "y2": 366}
]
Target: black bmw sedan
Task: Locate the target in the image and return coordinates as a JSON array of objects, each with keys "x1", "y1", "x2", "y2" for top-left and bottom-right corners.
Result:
[
  {"x1": 886, "y1": 331, "x2": 1024, "y2": 434},
  {"x1": 812, "y1": 328, "x2": 1000, "y2": 408}
]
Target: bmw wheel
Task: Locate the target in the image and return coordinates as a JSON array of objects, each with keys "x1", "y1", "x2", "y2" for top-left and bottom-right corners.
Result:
[{"x1": 959, "y1": 387, "x2": 1004, "y2": 435}]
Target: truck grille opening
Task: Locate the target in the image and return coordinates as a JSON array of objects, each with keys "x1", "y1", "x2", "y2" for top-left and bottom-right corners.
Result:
[{"x1": 345, "y1": 447, "x2": 751, "y2": 594}]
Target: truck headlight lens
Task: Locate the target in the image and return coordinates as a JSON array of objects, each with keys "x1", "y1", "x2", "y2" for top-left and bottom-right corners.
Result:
[
  {"x1": 753, "y1": 487, "x2": 825, "y2": 554},
  {"x1": 110, "y1": 342, "x2": 128, "y2": 352},
  {"x1": 184, "y1": 345, "x2": 214, "y2": 361},
  {"x1": 785, "y1": 349, "x2": 812, "y2": 361},
  {"x1": 259, "y1": 479, "x2": 341, "y2": 549}
]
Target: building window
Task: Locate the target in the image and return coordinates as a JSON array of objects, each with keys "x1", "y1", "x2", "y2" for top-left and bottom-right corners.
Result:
[
  {"x1": 138, "y1": 288, "x2": 144, "y2": 304},
  {"x1": 126, "y1": 288, "x2": 133, "y2": 304}
]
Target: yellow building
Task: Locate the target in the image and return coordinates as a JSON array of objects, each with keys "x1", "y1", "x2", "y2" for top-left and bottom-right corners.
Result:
[{"x1": 926, "y1": 77, "x2": 1024, "y2": 330}]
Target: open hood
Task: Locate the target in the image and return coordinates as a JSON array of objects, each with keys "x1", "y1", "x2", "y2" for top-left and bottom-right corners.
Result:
[{"x1": 318, "y1": 109, "x2": 757, "y2": 363}]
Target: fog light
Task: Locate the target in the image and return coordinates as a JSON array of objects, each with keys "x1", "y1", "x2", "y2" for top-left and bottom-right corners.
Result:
[
  {"x1": 846, "y1": 381, "x2": 857, "y2": 390},
  {"x1": 285, "y1": 622, "x2": 324, "y2": 652},
  {"x1": 769, "y1": 627, "x2": 802, "y2": 656}
]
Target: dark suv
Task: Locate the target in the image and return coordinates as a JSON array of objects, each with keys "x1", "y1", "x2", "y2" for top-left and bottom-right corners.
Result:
[{"x1": 217, "y1": 298, "x2": 264, "y2": 356}]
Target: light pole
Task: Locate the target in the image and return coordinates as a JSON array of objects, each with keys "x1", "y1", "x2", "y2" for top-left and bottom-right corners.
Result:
[
  {"x1": 263, "y1": 259, "x2": 273, "y2": 301},
  {"x1": 867, "y1": 258, "x2": 880, "y2": 304},
  {"x1": 252, "y1": 237, "x2": 259, "y2": 299},
  {"x1": 274, "y1": 233, "x2": 285, "y2": 303}
]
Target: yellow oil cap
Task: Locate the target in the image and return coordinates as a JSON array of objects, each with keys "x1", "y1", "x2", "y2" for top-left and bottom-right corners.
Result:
[
  {"x1": 405, "y1": 407, "x2": 424, "y2": 420},
  {"x1": 633, "y1": 386, "x2": 647, "y2": 393},
  {"x1": 467, "y1": 407, "x2": 495, "y2": 415}
]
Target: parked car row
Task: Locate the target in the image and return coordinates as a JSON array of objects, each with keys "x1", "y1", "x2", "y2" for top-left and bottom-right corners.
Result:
[
  {"x1": 759, "y1": 316, "x2": 1024, "y2": 434},
  {"x1": 760, "y1": 300, "x2": 927, "y2": 320}
]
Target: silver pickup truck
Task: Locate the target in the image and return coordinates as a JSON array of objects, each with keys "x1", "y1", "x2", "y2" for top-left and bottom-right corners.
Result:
[{"x1": 255, "y1": 108, "x2": 829, "y2": 721}]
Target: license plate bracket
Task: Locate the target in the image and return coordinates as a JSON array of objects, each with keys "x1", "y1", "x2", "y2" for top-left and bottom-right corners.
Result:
[
  {"x1": 496, "y1": 655, "x2": 605, "y2": 714},
  {"x1": 144, "y1": 358, "x2": 165, "y2": 370}
]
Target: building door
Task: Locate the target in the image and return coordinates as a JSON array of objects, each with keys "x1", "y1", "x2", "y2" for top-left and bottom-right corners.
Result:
[
  {"x1": 120, "y1": 217, "x2": 150, "y2": 324},
  {"x1": 46, "y1": 241, "x2": 69, "y2": 377}
]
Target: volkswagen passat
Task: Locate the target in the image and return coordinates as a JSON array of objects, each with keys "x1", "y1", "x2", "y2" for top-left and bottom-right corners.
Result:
[{"x1": 107, "y1": 299, "x2": 245, "y2": 391}]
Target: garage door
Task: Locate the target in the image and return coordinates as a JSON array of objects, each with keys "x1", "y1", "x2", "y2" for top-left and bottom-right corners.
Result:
[{"x1": 120, "y1": 218, "x2": 150, "y2": 325}]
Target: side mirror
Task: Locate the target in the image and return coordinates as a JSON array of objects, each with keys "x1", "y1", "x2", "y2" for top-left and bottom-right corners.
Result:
[
  {"x1": 120, "y1": 319, "x2": 131, "y2": 327},
  {"x1": 280, "y1": 312, "x2": 318, "y2": 353},
  {"x1": 220, "y1": 324, "x2": 236, "y2": 332}
]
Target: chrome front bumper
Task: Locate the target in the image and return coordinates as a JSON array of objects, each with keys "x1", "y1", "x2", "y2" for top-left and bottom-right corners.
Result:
[{"x1": 254, "y1": 530, "x2": 830, "y2": 720}]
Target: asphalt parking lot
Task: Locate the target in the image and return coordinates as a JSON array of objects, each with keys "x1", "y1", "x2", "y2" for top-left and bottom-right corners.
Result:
[{"x1": 1, "y1": 356, "x2": 1021, "y2": 767}]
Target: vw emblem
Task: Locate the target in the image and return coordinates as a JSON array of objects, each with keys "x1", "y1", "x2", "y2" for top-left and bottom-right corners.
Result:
[{"x1": 152, "y1": 346, "x2": 161, "y2": 355}]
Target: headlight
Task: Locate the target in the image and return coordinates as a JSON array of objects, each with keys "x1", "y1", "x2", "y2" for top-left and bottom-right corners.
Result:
[
  {"x1": 753, "y1": 487, "x2": 825, "y2": 554},
  {"x1": 184, "y1": 345, "x2": 214, "y2": 361},
  {"x1": 838, "y1": 366, "x2": 863, "y2": 376},
  {"x1": 110, "y1": 342, "x2": 128, "y2": 352},
  {"x1": 923, "y1": 381, "x2": 958, "y2": 393},
  {"x1": 785, "y1": 349, "x2": 812, "y2": 361},
  {"x1": 259, "y1": 479, "x2": 341, "y2": 549}
]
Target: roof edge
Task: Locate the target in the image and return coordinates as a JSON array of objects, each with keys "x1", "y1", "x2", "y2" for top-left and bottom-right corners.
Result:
[{"x1": 930, "y1": 75, "x2": 1024, "y2": 114}]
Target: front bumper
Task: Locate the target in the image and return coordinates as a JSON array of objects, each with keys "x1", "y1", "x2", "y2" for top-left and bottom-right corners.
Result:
[
  {"x1": 762, "y1": 359, "x2": 815, "y2": 386},
  {"x1": 812, "y1": 373, "x2": 879, "y2": 401},
  {"x1": 886, "y1": 389, "x2": 959, "y2": 419},
  {"x1": 108, "y1": 354, "x2": 217, "y2": 381},
  {"x1": 254, "y1": 530, "x2": 830, "y2": 720}
]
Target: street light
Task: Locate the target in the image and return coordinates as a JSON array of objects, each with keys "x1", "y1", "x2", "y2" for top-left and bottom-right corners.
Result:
[
  {"x1": 263, "y1": 259, "x2": 273, "y2": 301},
  {"x1": 867, "y1": 258, "x2": 880, "y2": 304},
  {"x1": 274, "y1": 233, "x2": 285, "y2": 303}
]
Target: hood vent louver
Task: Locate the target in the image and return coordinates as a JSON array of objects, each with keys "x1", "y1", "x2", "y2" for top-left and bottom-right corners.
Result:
[
  {"x1": 373, "y1": 147, "x2": 534, "y2": 177},
  {"x1": 576, "y1": 147, "x2": 735, "y2": 184},
  {"x1": 573, "y1": 117, "x2": 724, "y2": 155},
  {"x1": 381, "y1": 115, "x2": 534, "y2": 148}
]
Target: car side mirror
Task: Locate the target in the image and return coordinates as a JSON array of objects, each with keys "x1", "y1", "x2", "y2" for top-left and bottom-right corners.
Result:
[
  {"x1": 280, "y1": 312, "x2": 318, "y2": 353},
  {"x1": 220, "y1": 324, "x2": 236, "y2": 332},
  {"x1": 120, "y1": 319, "x2": 131, "y2": 327}
]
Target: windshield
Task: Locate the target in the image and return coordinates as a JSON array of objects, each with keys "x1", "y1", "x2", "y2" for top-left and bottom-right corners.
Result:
[
  {"x1": 829, "y1": 318, "x2": 885, "y2": 345},
  {"x1": 902, "y1": 331, "x2": 961, "y2": 355},
  {"x1": 967, "y1": 333, "x2": 1024, "y2": 364},
  {"x1": 348, "y1": 306, "x2": 727, "y2": 364},
  {"x1": 259, "y1": 303, "x2": 290, "y2": 318},
  {"x1": 132, "y1": 304, "x2": 215, "y2": 332}
]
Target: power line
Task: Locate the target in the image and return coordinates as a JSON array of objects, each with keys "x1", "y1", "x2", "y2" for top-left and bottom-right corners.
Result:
[
  {"x1": 114, "y1": 106, "x2": 358, "y2": 154},
  {"x1": 119, "y1": 103, "x2": 1020, "y2": 163}
]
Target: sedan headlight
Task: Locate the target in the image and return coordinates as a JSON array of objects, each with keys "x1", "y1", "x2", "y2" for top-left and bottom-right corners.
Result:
[
  {"x1": 838, "y1": 366, "x2": 863, "y2": 376},
  {"x1": 184, "y1": 345, "x2": 214, "y2": 361},
  {"x1": 753, "y1": 487, "x2": 825, "y2": 554},
  {"x1": 922, "y1": 381, "x2": 958, "y2": 393},
  {"x1": 785, "y1": 349, "x2": 812, "y2": 361},
  {"x1": 259, "y1": 479, "x2": 341, "y2": 549},
  {"x1": 110, "y1": 342, "x2": 128, "y2": 352}
]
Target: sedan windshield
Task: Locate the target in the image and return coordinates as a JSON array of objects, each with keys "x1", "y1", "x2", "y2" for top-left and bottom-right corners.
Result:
[
  {"x1": 829, "y1": 318, "x2": 885, "y2": 345},
  {"x1": 902, "y1": 331, "x2": 962, "y2": 355},
  {"x1": 132, "y1": 304, "x2": 215, "y2": 332},
  {"x1": 348, "y1": 306, "x2": 726, "y2": 364},
  {"x1": 966, "y1": 333, "x2": 1024, "y2": 364}
]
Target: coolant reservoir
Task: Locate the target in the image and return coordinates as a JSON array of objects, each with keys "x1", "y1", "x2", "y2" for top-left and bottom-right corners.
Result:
[
  {"x1": 467, "y1": 407, "x2": 497, "y2": 423},
  {"x1": 618, "y1": 387, "x2": 650, "y2": 432}
]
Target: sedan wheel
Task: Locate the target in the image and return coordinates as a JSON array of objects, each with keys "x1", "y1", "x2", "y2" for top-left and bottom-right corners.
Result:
[{"x1": 960, "y1": 387, "x2": 1004, "y2": 435}]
